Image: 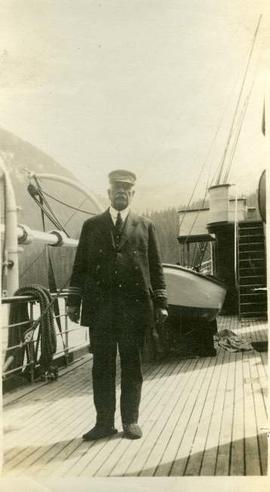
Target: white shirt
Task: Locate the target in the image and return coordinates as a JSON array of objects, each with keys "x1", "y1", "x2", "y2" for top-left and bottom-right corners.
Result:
[{"x1": 109, "y1": 206, "x2": 130, "y2": 225}]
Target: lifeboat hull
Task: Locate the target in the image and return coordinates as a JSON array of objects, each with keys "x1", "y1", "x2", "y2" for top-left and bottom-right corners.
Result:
[{"x1": 163, "y1": 263, "x2": 227, "y2": 322}]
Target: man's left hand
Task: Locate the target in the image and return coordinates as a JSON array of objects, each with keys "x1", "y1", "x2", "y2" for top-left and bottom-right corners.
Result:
[{"x1": 155, "y1": 307, "x2": 168, "y2": 325}]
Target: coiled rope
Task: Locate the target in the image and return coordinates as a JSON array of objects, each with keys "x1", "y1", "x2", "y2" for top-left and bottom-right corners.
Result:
[{"x1": 6, "y1": 284, "x2": 58, "y2": 381}]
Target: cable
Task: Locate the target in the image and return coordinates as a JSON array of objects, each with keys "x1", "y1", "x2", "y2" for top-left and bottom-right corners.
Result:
[
  {"x1": 223, "y1": 75, "x2": 256, "y2": 184},
  {"x1": 215, "y1": 14, "x2": 262, "y2": 185},
  {"x1": 30, "y1": 178, "x2": 70, "y2": 235},
  {"x1": 40, "y1": 189, "x2": 97, "y2": 216},
  {"x1": 179, "y1": 77, "x2": 238, "y2": 231},
  {"x1": 6, "y1": 284, "x2": 59, "y2": 380}
]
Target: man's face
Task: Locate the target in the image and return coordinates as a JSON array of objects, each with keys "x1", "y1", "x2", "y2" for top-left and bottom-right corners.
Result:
[{"x1": 108, "y1": 181, "x2": 135, "y2": 211}]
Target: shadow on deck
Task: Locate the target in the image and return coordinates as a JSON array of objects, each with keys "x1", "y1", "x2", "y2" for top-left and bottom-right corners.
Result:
[{"x1": 2, "y1": 316, "x2": 268, "y2": 477}]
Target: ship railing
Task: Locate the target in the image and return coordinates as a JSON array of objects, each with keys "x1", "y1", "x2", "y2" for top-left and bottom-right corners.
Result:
[{"x1": 1, "y1": 291, "x2": 90, "y2": 387}]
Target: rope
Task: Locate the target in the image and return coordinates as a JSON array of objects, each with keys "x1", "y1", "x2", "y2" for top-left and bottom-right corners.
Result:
[
  {"x1": 215, "y1": 14, "x2": 262, "y2": 185},
  {"x1": 40, "y1": 189, "x2": 97, "y2": 216},
  {"x1": 28, "y1": 183, "x2": 69, "y2": 235},
  {"x1": 6, "y1": 284, "x2": 58, "y2": 381},
  {"x1": 223, "y1": 79, "x2": 255, "y2": 183}
]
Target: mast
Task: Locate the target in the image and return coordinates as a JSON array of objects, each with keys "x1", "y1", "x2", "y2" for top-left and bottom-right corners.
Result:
[{"x1": 215, "y1": 15, "x2": 262, "y2": 185}]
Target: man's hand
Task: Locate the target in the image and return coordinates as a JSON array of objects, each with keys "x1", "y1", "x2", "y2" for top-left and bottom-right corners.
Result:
[
  {"x1": 155, "y1": 307, "x2": 168, "y2": 325},
  {"x1": 67, "y1": 306, "x2": 80, "y2": 323}
]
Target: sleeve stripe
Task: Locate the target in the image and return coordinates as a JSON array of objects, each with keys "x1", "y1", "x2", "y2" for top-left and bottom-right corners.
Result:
[{"x1": 153, "y1": 289, "x2": 168, "y2": 299}]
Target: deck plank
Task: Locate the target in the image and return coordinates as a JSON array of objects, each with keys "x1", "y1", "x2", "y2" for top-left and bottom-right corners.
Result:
[
  {"x1": 154, "y1": 357, "x2": 211, "y2": 476},
  {"x1": 9, "y1": 359, "x2": 164, "y2": 477},
  {"x1": 94, "y1": 359, "x2": 194, "y2": 477},
  {"x1": 108, "y1": 358, "x2": 198, "y2": 477},
  {"x1": 248, "y1": 351, "x2": 268, "y2": 475},
  {"x1": 45, "y1": 360, "x2": 175, "y2": 477},
  {"x1": 242, "y1": 351, "x2": 261, "y2": 475},
  {"x1": 200, "y1": 349, "x2": 231, "y2": 475},
  {"x1": 170, "y1": 356, "x2": 219, "y2": 476},
  {"x1": 129, "y1": 358, "x2": 200, "y2": 477},
  {"x1": 215, "y1": 352, "x2": 236, "y2": 475},
  {"x1": 64, "y1": 360, "x2": 179, "y2": 477},
  {"x1": 230, "y1": 352, "x2": 245, "y2": 475},
  {"x1": 184, "y1": 350, "x2": 226, "y2": 475},
  {"x1": 2, "y1": 316, "x2": 268, "y2": 477}
]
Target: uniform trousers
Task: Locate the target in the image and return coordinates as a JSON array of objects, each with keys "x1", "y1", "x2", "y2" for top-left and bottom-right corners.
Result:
[{"x1": 90, "y1": 293, "x2": 150, "y2": 427}]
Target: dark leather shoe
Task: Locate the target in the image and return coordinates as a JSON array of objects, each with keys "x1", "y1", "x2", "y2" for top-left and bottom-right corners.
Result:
[
  {"x1": 82, "y1": 424, "x2": 117, "y2": 441},
  {"x1": 123, "y1": 423, "x2": 142, "y2": 439}
]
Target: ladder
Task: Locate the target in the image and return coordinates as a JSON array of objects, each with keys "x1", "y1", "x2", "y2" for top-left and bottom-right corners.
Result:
[{"x1": 237, "y1": 221, "x2": 267, "y2": 319}]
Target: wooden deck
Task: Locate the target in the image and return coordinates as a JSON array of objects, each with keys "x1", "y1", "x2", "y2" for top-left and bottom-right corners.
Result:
[{"x1": 2, "y1": 316, "x2": 268, "y2": 477}]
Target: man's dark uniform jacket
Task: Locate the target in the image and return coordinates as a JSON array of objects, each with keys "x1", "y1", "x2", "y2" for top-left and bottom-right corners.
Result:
[
  {"x1": 67, "y1": 209, "x2": 167, "y2": 323},
  {"x1": 67, "y1": 208, "x2": 167, "y2": 427}
]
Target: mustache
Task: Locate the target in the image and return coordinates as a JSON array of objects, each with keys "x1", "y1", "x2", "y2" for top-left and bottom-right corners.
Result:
[{"x1": 115, "y1": 192, "x2": 127, "y2": 198}]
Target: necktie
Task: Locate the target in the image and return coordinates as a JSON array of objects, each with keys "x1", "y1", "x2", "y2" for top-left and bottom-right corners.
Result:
[{"x1": 115, "y1": 212, "x2": 123, "y2": 247}]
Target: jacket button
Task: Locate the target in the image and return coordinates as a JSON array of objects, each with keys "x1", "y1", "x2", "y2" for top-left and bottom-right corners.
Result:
[
  {"x1": 99, "y1": 249, "x2": 103, "y2": 253},
  {"x1": 133, "y1": 250, "x2": 137, "y2": 254},
  {"x1": 135, "y1": 266, "x2": 139, "y2": 270},
  {"x1": 118, "y1": 284, "x2": 122, "y2": 288},
  {"x1": 114, "y1": 270, "x2": 118, "y2": 274},
  {"x1": 135, "y1": 282, "x2": 139, "y2": 286}
]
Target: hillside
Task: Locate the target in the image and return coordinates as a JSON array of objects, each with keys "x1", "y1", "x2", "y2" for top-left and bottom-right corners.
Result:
[
  {"x1": 0, "y1": 127, "x2": 103, "y2": 288},
  {"x1": 0, "y1": 127, "x2": 263, "y2": 289}
]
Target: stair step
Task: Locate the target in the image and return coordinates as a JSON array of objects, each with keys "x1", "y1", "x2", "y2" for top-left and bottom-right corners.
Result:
[
  {"x1": 239, "y1": 225, "x2": 263, "y2": 229},
  {"x1": 240, "y1": 311, "x2": 267, "y2": 316},
  {"x1": 239, "y1": 302, "x2": 267, "y2": 308},
  {"x1": 239, "y1": 236, "x2": 264, "y2": 240},
  {"x1": 240, "y1": 313, "x2": 267, "y2": 319},
  {"x1": 239, "y1": 276, "x2": 266, "y2": 281},
  {"x1": 239, "y1": 291, "x2": 267, "y2": 296},
  {"x1": 239, "y1": 245, "x2": 265, "y2": 252},
  {"x1": 240, "y1": 309, "x2": 267, "y2": 315},
  {"x1": 240, "y1": 296, "x2": 267, "y2": 303},
  {"x1": 239, "y1": 289, "x2": 266, "y2": 295},
  {"x1": 239, "y1": 225, "x2": 264, "y2": 229},
  {"x1": 239, "y1": 279, "x2": 266, "y2": 286},
  {"x1": 238, "y1": 227, "x2": 263, "y2": 235},
  {"x1": 239, "y1": 258, "x2": 265, "y2": 263},
  {"x1": 239, "y1": 242, "x2": 265, "y2": 247},
  {"x1": 239, "y1": 251, "x2": 265, "y2": 257},
  {"x1": 239, "y1": 271, "x2": 266, "y2": 276},
  {"x1": 238, "y1": 221, "x2": 263, "y2": 228}
]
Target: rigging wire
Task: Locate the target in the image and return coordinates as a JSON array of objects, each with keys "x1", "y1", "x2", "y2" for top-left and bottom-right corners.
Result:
[
  {"x1": 178, "y1": 73, "x2": 241, "y2": 231},
  {"x1": 39, "y1": 189, "x2": 97, "y2": 216},
  {"x1": 215, "y1": 14, "x2": 262, "y2": 185},
  {"x1": 31, "y1": 177, "x2": 70, "y2": 235},
  {"x1": 179, "y1": 118, "x2": 223, "y2": 230},
  {"x1": 20, "y1": 187, "x2": 90, "y2": 279},
  {"x1": 223, "y1": 80, "x2": 255, "y2": 184},
  {"x1": 180, "y1": 15, "x2": 262, "y2": 252}
]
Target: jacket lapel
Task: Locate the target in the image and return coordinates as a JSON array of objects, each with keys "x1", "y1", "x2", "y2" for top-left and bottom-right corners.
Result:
[
  {"x1": 97, "y1": 209, "x2": 115, "y2": 249},
  {"x1": 118, "y1": 212, "x2": 138, "y2": 250}
]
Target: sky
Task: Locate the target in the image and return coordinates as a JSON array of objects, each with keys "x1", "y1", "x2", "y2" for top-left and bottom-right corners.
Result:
[{"x1": 0, "y1": 0, "x2": 269, "y2": 211}]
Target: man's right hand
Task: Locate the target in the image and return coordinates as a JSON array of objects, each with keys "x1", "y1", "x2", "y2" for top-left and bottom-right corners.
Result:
[{"x1": 67, "y1": 306, "x2": 80, "y2": 323}]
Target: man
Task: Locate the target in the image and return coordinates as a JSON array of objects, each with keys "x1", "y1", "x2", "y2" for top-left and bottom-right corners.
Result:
[{"x1": 67, "y1": 170, "x2": 168, "y2": 440}]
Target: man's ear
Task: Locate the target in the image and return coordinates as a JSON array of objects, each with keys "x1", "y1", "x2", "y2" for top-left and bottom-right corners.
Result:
[{"x1": 107, "y1": 188, "x2": 112, "y2": 200}]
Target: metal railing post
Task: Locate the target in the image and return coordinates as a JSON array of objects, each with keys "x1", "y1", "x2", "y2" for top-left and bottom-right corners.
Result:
[{"x1": 64, "y1": 297, "x2": 69, "y2": 365}]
